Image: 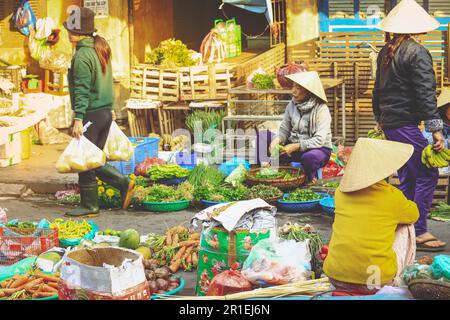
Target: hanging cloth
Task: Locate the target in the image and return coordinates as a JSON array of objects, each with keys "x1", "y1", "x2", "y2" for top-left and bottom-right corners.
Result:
[{"x1": 221, "y1": 0, "x2": 273, "y2": 24}]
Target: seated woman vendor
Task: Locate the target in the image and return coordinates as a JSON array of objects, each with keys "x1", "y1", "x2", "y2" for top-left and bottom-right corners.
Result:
[
  {"x1": 323, "y1": 138, "x2": 419, "y2": 294},
  {"x1": 423, "y1": 88, "x2": 450, "y2": 149},
  {"x1": 269, "y1": 71, "x2": 332, "y2": 183}
]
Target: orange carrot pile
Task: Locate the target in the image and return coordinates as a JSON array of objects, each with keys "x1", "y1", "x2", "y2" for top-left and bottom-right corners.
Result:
[{"x1": 0, "y1": 270, "x2": 60, "y2": 300}]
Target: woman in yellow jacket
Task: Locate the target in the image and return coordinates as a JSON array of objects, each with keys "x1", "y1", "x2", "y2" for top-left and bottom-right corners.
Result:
[{"x1": 323, "y1": 138, "x2": 419, "y2": 294}]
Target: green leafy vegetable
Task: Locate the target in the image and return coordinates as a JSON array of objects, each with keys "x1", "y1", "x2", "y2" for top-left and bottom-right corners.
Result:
[
  {"x1": 284, "y1": 189, "x2": 324, "y2": 202},
  {"x1": 147, "y1": 164, "x2": 190, "y2": 180},
  {"x1": 429, "y1": 203, "x2": 450, "y2": 222},
  {"x1": 251, "y1": 73, "x2": 275, "y2": 90},
  {"x1": 247, "y1": 184, "x2": 283, "y2": 200},
  {"x1": 144, "y1": 182, "x2": 194, "y2": 203},
  {"x1": 186, "y1": 110, "x2": 225, "y2": 134},
  {"x1": 254, "y1": 168, "x2": 298, "y2": 180},
  {"x1": 188, "y1": 164, "x2": 225, "y2": 188},
  {"x1": 145, "y1": 39, "x2": 196, "y2": 67}
]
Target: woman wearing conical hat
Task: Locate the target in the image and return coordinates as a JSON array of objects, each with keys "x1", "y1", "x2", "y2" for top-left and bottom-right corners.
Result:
[
  {"x1": 323, "y1": 138, "x2": 419, "y2": 294},
  {"x1": 269, "y1": 71, "x2": 333, "y2": 183},
  {"x1": 423, "y1": 88, "x2": 450, "y2": 151},
  {"x1": 372, "y1": 0, "x2": 446, "y2": 251}
]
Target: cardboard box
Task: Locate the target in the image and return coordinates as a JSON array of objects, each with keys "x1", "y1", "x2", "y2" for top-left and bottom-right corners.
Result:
[{"x1": 59, "y1": 247, "x2": 150, "y2": 300}]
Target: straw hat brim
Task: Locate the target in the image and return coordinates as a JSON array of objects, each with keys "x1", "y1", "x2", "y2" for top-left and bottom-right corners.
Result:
[
  {"x1": 285, "y1": 71, "x2": 328, "y2": 103},
  {"x1": 437, "y1": 89, "x2": 450, "y2": 109},
  {"x1": 339, "y1": 138, "x2": 414, "y2": 193},
  {"x1": 378, "y1": 0, "x2": 440, "y2": 34}
]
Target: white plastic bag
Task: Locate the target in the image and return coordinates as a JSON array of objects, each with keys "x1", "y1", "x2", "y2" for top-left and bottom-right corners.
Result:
[
  {"x1": 103, "y1": 121, "x2": 134, "y2": 161},
  {"x1": 56, "y1": 123, "x2": 106, "y2": 173},
  {"x1": 242, "y1": 238, "x2": 312, "y2": 285}
]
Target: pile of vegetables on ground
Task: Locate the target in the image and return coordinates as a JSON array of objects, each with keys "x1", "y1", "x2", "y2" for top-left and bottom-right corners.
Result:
[
  {"x1": 429, "y1": 203, "x2": 450, "y2": 222},
  {"x1": 144, "y1": 226, "x2": 200, "y2": 273},
  {"x1": 49, "y1": 219, "x2": 92, "y2": 240},
  {"x1": 284, "y1": 189, "x2": 325, "y2": 202},
  {"x1": 143, "y1": 182, "x2": 194, "y2": 203},
  {"x1": 247, "y1": 184, "x2": 282, "y2": 201},
  {"x1": 254, "y1": 168, "x2": 298, "y2": 180},
  {"x1": 0, "y1": 270, "x2": 59, "y2": 300},
  {"x1": 194, "y1": 183, "x2": 248, "y2": 202},
  {"x1": 4, "y1": 221, "x2": 36, "y2": 235}
]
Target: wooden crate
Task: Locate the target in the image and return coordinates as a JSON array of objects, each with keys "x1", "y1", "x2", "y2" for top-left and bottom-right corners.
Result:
[
  {"x1": 231, "y1": 43, "x2": 286, "y2": 85},
  {"x1": 179, "y1": 63, "x2": 233, "y2": 101},
  {"x1": 0, "y1": 66, "x2": 22, "y2": 92},
  {"x1": 130, "y1": 65, "x2": 179, "y2": 102},
  {"x1": 43, "y1": 69, "x2": 69, "y2": 96},
  {"x1": 157, "y1": 103, "x2": 189, "y2": 136},
  {"x1": 388, "y1": 174, "x2": 449, "y2": 206}
]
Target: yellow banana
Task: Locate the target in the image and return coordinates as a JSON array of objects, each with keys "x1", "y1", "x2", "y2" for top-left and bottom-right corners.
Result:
[{"x1": 435, "y1": 152, "x2": 449, "y2": 167}]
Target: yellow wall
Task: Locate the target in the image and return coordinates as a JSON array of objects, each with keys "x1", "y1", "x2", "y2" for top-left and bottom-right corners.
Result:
[{"x1": 286, "y1": 0, "x2": 319, "y2": 61}]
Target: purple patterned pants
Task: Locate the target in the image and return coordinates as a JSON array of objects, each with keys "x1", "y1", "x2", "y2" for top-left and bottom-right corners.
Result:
[
  {"x1": 279, "y1": 147, "x2": 332, "y2": 180},
  {"x1": 384, "y1": 125, "x2": 439, "y2": 237}
]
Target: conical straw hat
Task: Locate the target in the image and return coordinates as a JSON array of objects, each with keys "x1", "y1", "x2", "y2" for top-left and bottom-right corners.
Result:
[
  {"x1": 437, "y1": 88, "x2": 450, "y2": 109},
  {"x1": 339, "y1": 138, "x2": 414, "y2": 193},
  {"x1": 378, "y1": 0, "x2": 440, "y2": 34},
  {"x1": 285, "y1": 71, "x2": 328, "y2": 103}
]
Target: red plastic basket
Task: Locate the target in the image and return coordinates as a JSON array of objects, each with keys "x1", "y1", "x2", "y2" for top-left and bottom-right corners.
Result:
[{"x1": 0, "y1": 227, "x2": 59, "y2": 265}]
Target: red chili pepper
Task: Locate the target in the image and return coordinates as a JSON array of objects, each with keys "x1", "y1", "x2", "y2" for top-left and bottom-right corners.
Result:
[{"x1": 320, "y1": 245, "x2": 329, "y2": 255}]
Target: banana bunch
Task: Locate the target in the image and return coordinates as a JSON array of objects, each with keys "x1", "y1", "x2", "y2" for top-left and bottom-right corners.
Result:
[
  {"x1": 367, "y1": 129, "x2": 385, "y2": 140},
  {"x1": 421, "y1": 145, "x2": 450, "y2": 168}
]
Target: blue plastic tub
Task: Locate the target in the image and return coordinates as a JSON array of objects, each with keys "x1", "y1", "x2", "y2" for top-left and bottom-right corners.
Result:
[
  {"x1": 108, "y1": 137, "x2": 159, "y2": 175},
  {"x1": 157, "y1": 176, "x2": 188, "y2": 186},
  {"x1": 201, "y1": 200, "x2": 231, "y2": 208},
  {"x1": 320, "y1": 197, "x2": 335, "y2": 217},
  {"x1": 277, "y1": 192, "x2": 330, "y2": 212}
]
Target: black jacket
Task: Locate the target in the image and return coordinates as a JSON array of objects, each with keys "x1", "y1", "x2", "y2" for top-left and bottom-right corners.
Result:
[{"x1": 373, "y1": 38, "x2": 441, "y2": 130}]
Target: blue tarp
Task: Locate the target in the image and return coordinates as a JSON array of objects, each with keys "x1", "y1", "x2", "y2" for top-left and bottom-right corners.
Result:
[{"x1": 221, "y1": 0, "x2": 273, "y2": 24}]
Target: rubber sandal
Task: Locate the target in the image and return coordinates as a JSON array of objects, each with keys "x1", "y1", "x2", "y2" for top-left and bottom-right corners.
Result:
[{"x1": 416, "y1": 238, "x2": 447, "y2": 252}]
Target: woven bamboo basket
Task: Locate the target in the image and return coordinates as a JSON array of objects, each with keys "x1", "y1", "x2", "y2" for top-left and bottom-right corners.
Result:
[{"x1": 246, "y1": 166, "x2": 306, "y2": 190}]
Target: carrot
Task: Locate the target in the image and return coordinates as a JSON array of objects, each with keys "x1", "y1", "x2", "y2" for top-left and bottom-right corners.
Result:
[
  {"x1": 0, "y1": 288, "x2": 19, "y2": 295},
  {"x1": 166, "y1": 230, "x2": 172, "y2": 246},
  {"x1": 189, "y1": 233, "x2": 200, "y2": 240},
  {"x1": 172, "y1": 246, "x2": 186, "y2": 261},
  {"x1": 40, "y1": 284, "x2": 58, "y2": 294},
  {"x1": 169, "y1": 259, "x2": 182, "y2": 273},
  {"x1": 183, "y1": 246, "x2": 193, "y2": 261},
  {"x1": 0, "y1": 291, "x2": 5, "y2": 298},
  {"x1": 24, "y1": 278, "x2": 43, "y2": 291},
  {"x1": 0, "y1": 279, "x2": 12, "y2": 288},
  {"x1": 172, "y1": 233, "x2": 179, "y2": 245},
  {"x1": 10, "y1": 275, "x2": 30, "y2": 289},
  {"x1": 192, "y1": 252, "x2": 198, "y2": 266},
  {"x1": 47, "y1": 282, "x2": 59, "y2": 290},
  {"x1": 175, "y1": 240, "x2": 199, "y2": 248},
  {"x1": 32, "y1": 291, "x2": 57, "y2": 299},
  {"x1": 34, "y1": 271, "x2": 59, "y2": 283}
]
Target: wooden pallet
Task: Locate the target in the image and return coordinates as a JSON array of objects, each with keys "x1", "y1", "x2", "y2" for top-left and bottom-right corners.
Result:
[
  {"x1": 130, "y1": 65, "x2": 179, "y2": 102},
  {"x1": 388, "y1": 174, "x2": 449, "y2": 206},
  {"x1": 0, "y1": 66, "x2": 22, "y2": 93},
  {"x1": 179, "y1": 63, "x2": 233, "y2": 101}
]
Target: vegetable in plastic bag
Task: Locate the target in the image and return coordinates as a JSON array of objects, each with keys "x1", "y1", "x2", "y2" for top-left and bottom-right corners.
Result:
[
  {"x1": 401, "y1": 264, "x2": 433, "y2": 285},
  {"x1": 242, "y1": 238, "x2": 312, "y2": 285},
  {"x1": 430, "y1": 255, "x2": 450, "y2": 281},
  {"x1": 207, "y1": 269, "x2": 253, "y2": 296},
  {"x1": 103, "y1": 121, "x2": 134, "y2": 161},
  {"x1": 0, "y1": 256, "x2": 37, "y2": 282},
  {"x1": 56, "y1": 136, "x2": 106, "y2": 173}
]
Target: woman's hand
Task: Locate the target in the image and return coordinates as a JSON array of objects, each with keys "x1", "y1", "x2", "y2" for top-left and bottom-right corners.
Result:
[
  {"x1": 280, "y1": 143, "x2": 300, "y2": 156},
  {"x1": 71, "y1": 120, "x2": 84, "y2": 139},
  {"x1": 432, "y1": 131, "x2": 445, "y2": 152},
  {"x1": 269, "y1": 137, "x2": 281, "y2": 154}
]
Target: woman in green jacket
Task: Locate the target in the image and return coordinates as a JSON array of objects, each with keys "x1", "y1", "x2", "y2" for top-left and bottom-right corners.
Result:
[{"x1": 64, "y1": 8, "x2": 134, "y2": 217}]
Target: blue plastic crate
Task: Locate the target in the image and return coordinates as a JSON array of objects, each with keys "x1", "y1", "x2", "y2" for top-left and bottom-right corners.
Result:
[{"x1": 108, "y1": 137, "x2": 159, "y2": 175}]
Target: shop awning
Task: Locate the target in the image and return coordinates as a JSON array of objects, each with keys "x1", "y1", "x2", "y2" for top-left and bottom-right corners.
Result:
[{"x1": 221, "y1": 0, "x2": 273, "y2": 24}]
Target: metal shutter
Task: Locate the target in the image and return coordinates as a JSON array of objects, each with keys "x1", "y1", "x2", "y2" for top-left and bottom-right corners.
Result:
[
  {"x1": 360, "y1": 0, "x2": 385, "y2": 18},
  {"x1": 429, "y1": 0, "x2": 450, "y2": 16},
  {"x1": 329, "y1": 0, "x2": 354, "y2": 18}
]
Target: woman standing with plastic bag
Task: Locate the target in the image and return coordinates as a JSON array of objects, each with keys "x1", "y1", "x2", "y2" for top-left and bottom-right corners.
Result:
[{"x1": 63, "y1": 8, "x2": 134, "y2": 217}]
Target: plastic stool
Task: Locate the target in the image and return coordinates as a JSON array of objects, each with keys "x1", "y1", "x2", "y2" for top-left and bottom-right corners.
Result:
[{"x1": 290, "y1": 162, "x2": 323, "y2": 180}]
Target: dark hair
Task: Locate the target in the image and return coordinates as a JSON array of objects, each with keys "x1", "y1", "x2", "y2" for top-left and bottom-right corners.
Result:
[
  {"x1": 383, "y1": 33, "x2": 411, "y2": 66},
  {"x1": 93, "y1": 35, "x2": 111, "y2": 74}
]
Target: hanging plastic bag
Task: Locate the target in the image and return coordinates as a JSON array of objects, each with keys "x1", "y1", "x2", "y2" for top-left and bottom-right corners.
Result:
[
  {"x1": 12, "y1": 0, "x2": 36, "y2": 36},
  {"x1": 56, "y1": 122, "x2": 106, "y2": 173},
  {"x1": 103, "y1": 121, "x2": 134, "y2": 161},
  {"x1": 242, "y1": 238, "x2": 312, "y2": 285}
]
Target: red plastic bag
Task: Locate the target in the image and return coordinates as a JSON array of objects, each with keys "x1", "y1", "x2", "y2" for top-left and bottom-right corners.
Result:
[
  {"x1": 206, "y1": 269, "x2": 253, "y2": 296},
  {"x1": 134, "y1": 157, "x2": 166, "y2": 177},
  {"x1": 322, "y1": 161, "x2": 344, "y2": 179}
]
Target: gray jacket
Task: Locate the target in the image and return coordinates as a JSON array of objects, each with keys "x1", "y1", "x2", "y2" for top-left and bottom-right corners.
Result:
[{"x1": 278, "y1": 98, "x2": 333, "y2": 151}]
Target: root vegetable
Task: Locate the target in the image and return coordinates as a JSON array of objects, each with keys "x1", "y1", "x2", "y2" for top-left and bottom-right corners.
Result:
[
  {"x1": 192, "y1": 252, "x2": 198, "y2": 266},
  {"x1": 148, "y1": 280, "x2": 158, "y2": 293},
  {"x1": 169, "y1": 259, "x2": 182, "y2": 273},
  {"x1": 32, "y1": 292, "x2": 56, "y2": 299},
  {"x1": 172, "y1": 233, "x2": 179, "y2": 245},
  {"x1": 156, "y1": 290, "x2": 167, "y2": 295},
  {"x1": 24, "y1": 278, "x2": 43, "y2": 291},
  {"x1": 154, "y1": 267, "x2": 170, "y2": 280},
  {"x1": 189, "y1": 233, "x2": 200, "y2": 240},
  {"x1": 47, "y1": 282, "x2": 59, "y2": 290},
  {"x1": 166, "y1": 231, "x2": 172, "y2": 246},
  {"x1": 35, "y1": 271, "x2": 59, "y2": 283},
  {"x1": 40, "y1": 284, "x2": 58, "y2": 294},
  {"x1": 176, "y1": 240, "x2": 199, "y2": 248},
  {"x1": 173, "y1": 246, "x2": 187, "y2": 260},
  {"x1": 145, "y1": 270, "x2": 156, "y2": 281},
  {"x1": 168, "y1": 276, "x2": 180, "y2": 285},
  {"x1": 10, "y1": 275, "x2": 29, "y2": 288},
  {"x1": 167, "y1": 284, "x2": 179, "y2": 292},
  {"x1": 156, "y1": 279, "x2": 169, "y2": 291}
]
